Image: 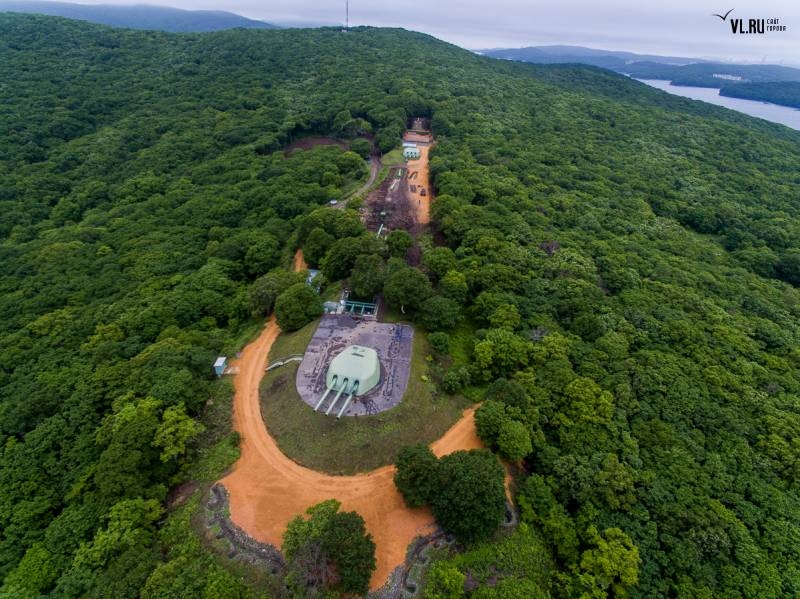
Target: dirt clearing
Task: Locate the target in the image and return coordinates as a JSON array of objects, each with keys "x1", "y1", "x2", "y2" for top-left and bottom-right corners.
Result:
[
  {"x1": 404, "y1": 144, "x2": 433, "y2": 227},
  {"x1": 283, "y1": 136, "x2": 347, "y2": 155}
]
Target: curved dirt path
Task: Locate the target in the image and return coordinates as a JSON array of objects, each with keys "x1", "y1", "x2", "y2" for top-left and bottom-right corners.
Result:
[
  {"x1": 336, "y1": 151, "x2": 382, "y2": 210},
  {"x1": 220, "y1": 250, "x2": 483, "y2": 589}
]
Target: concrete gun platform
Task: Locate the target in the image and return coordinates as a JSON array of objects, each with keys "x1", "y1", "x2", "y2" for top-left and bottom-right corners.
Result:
[{"x1": 296, "y1": 315, "x2": 413, "y2": 416}]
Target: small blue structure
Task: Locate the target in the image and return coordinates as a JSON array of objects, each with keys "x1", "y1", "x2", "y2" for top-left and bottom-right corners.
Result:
[{"x1": 213, "y1": 356, "x2": 227, "y2": 377}]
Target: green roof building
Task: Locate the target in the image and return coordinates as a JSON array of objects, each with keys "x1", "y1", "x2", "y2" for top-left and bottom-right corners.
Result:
[{"x1": 403, "y1": 146, "x2": 420, "y2": 160}]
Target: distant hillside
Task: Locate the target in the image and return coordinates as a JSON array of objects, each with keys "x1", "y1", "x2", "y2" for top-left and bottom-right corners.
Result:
[
  {"x1": 485, "y1": 45, "x2": 800, "y2": 108},
  {"x1": 624, "y1": 61, "x2": 800, "y2": 84},
  {"x1": 0, "y1": 0, "x2": 276, "y2": 32},
  {"x1": 484, "y1": 45, "x2": 703, "y2": 69},
  {"x1": 719, "y1": 80, "x2": 800, "y2": 109}
]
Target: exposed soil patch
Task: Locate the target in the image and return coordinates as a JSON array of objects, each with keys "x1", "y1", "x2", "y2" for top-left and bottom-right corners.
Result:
[
  {"x1": 405, "y1": 144, "x2": 433, "y2": 231},
  {"x1": 284, "y1": 136, "x2": 347, "y2": 155},
  {"x1": 167, "y1": 480, "x2": 199, "y2": 509},
  {"x1": 363, "y1": 167, "x2": 415, "y2": 232}
]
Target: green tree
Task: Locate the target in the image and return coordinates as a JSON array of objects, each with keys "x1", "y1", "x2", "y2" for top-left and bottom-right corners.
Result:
[
  {"x1": 423, "y1": 247, "x2": 458, "y2": 280},
  {"x1": 488, "y1": 304, "x2": 521, "y2": 331},
  {"x1": 243, "y1": 233, "x2": 279, "y2": 278},
  {"x1": 248, "y1": 269, "x2": 304, "y2": 315},
  {"x1": 394, "y1": 444, "x2": 438, "y2": 508},
  {"x1": 274, "y1": 283, "x2": 322, "y2": 332},
  {"x1": 282, "y1": 500, "x2": 376, "y2": 596},
  {"x1": 0, "y1": 543, "x2": 59, "y2": 597},
  {"x1": 555, "y1": 378, "x2": 614, "y2": 428},
  {"x1": 428, "y1": 331, "x2": 450, "y2": 355},
  {"x1": 93, "y1": 396, "x2": 164, "y2": 506},
  {"x1": 320, "y1": 511, "x2": 376, "y2": 595},
  {"x1": 441, "y1": 366, "x2": 471, "y2": 394},
  {"x1": 474, "y1": 400, "x2": 510, "y2": 449},
  {"x1": 349, "y1": 253, "x2": 385, "y2": 299},
  {"x1": 386, "y1": 229, "x2": 413, "y2": 258},
  {"x1": 321, "y1": 235, "x2": 383, "y2": 281},
  {"x1": 303, "y1": 227, "x2": 335, "y2": 267},
  {"x1": 578, "y1": 527, "x2": 641, "y2": 599},
  {"x1": 73, "y1": 499, "x2": 163, "y2": 571},
  {"x1": 439, "y1": 270, "x2": 468, "y2": 304},
  {"x1": 423, "y1": 562, "x2": 465, "y2": 599},
  {"x1": 383, "y1": 266, "x2": 433, "y2": 313},
  {"x1": 473, "y1": 329, "x2": 531, "y2": 380},
  {"x1": 471, "y1": 578, "x2": 548, "y2": 599},
  {"x1": 140, "y1": 555, "x2": 205, "y2": 599},
  {"x1": 497, "y1": 420, "x2": 532, "y2": 461},
  {"x1": 485, "y1": 378, "x2": 531, "y2": 410},
  {"x1": 517, "y1": 475, "x2": 580, "y2": 564},
  {"x1": 419, "y1": 296, "x2": 461, "y2": 331},
  {"x1": 349, "y1": 138, "x2": 372, "y2": 159},
  {"x1": 153, "y1": 403, "x2": 204, "y2": 463},
  {"x1": 429, "y1": 450, "x2": 506, "y2": 544}
]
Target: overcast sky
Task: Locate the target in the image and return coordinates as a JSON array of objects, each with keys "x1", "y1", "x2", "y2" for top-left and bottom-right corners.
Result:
[{"x1": 74, "y1": 0, "x2": 800, "y2": 64}]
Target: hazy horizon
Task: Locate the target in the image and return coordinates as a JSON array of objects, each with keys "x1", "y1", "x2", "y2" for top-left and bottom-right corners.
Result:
[{"x1": 7, "y1": 0, "x2": 800, "y2": 65}]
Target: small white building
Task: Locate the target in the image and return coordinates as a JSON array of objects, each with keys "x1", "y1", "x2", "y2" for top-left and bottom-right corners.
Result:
[{"x1": 403, "y1": 146, "x2": 420, "y2": 160}]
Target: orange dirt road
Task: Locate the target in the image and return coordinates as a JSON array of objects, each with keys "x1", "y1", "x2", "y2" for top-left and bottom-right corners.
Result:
[
  {"x1": 220, "y1": 251, "x2": 483, "y2": 590},
  {"x1": 406, "y1": 144, "x2": 433, "y2": 226}
]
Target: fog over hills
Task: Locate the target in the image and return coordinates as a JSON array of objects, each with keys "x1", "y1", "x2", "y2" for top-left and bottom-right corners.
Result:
[{"x1": 0, "y1": 0, "x2": 276, "y2": 31}]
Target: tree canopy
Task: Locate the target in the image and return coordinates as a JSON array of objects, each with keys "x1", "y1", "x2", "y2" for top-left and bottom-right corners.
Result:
[
  {"x1": 394, "y1": 447, "x2": 506, "y2": 544},
  {"x1": 282, "y1": 499, "x2": 376, "y2": 597},
  {"x1": 274, "y1": 282, "x2": 322, "y2": 332},
  {"x1": 2, "y1": 12, "x2": 800, "y2": 599}
]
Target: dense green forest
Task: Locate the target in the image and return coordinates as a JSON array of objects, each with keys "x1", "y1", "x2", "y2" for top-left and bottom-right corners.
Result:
[
  {"x1": 719, "y1": 81, "x2": 800, "y2": 109},
  {"x1": 2, "y1": 13, "x2": 800, "y2": 598},
  {"x1": 622, "y1": 61, "x2": 800, "y2": 86}
]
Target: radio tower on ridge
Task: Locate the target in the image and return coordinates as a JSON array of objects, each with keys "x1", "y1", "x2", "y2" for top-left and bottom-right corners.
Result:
[{"x1": 346, "y1": 0, "x2": 349, "y2": 31}]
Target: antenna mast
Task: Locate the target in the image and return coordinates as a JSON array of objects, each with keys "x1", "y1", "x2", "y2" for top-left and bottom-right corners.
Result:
[{"x1": 346, "y1": 0, "x2": 349, "y2": 31}]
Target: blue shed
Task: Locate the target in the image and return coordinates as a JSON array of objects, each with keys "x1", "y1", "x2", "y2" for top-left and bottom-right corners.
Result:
[{"x1": 213, "y1": 356, "x2": 228, "y2": 377}]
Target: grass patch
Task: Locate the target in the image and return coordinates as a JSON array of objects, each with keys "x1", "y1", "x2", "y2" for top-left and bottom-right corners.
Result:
[
  {"x1": 448, "y1": 320, "x2": 475, "y2": 368},
  {"x1": 269, "y1": 317, "x2": 319, "y2": 360},
  {"x1": 185, "y1": 378, "x2": 240, "y2": 482},
  {"x1": 224, "y1": 318, "x2": 265, "y2": 356},
  {"x1": 381, "y1": 147, "x2": 405, "y2": 166},
  {"x1": 261, "y1": 326, "x2": 471, "y2": 474}
]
